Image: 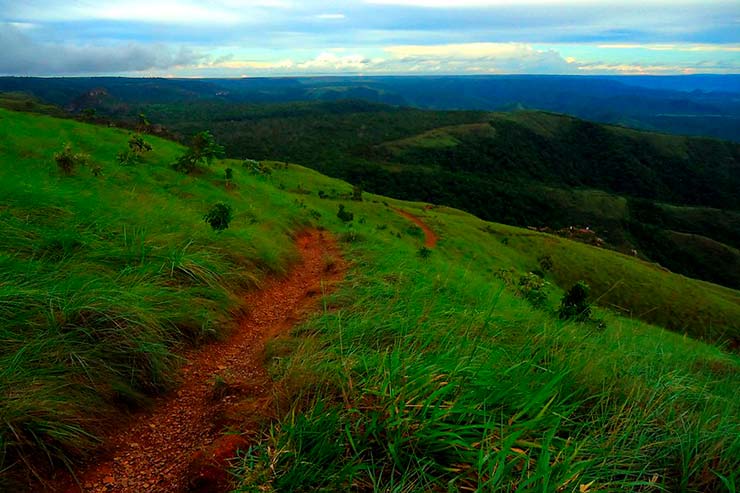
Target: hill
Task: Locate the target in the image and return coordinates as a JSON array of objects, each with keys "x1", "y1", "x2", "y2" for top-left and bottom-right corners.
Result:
[
  {"x1": 1, "y1": 108, "x2": 739, "y2": 491},
  {"x1": 2, "y1": 75, "x2": 740, "y2": 141},
  {"x1": 94, "y1": 99, "x2": 740, "y2": 289}
]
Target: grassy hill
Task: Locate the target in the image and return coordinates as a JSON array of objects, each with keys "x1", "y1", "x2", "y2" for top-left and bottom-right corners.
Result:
[
  {"x1": 1, "y1": 108, "x2": 739, "y2": 491},
  {"x1": 111, "y1": 100, "x2": 740, "y2": 289}
]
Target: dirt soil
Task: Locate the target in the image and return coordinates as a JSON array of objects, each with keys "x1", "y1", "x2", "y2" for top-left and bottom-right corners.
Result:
[
  {"x1": 394, "y1": 208, "x2": 439, "y2": 248},
  {"x1": 45, "y1": 229, "x2": 344, "y2": 493}
]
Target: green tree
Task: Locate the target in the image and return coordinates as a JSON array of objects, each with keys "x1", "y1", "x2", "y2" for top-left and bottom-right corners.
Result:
[
  {"x1": 203, "y1": 203, "x2": 233, "y2": 232},
  {"x1": 558, "y1": 281, "x2": 592, "y2": 321},
  {"x1": 173, "y1": 131, "x2": 225, "y2": 174}
]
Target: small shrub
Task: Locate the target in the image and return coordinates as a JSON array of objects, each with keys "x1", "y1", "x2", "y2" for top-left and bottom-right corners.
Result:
[
  {"x1": 538, "y1": 255, "x2": 554, "y2": 272},
  {"x1": 173, "y1": 130, "x2": 224, "y2": 174},
  {"x1": 417, "y1": 246, "x2": 432, "y2": 259},
  {"x1": 558, "y1": 281, "x2": 592, "y2": 321},
  {"x1": 117, "y1": 150, "x2": 137, "y2": 166},
  {"x1": 173, "y1": 152, "x2": 198, "y2": 174},
  {"x1": 244, "y1": 159, "x2": 272, "y2": 176},
  {"x1": 119, "y1": 134, "x2": 152, "y2": 166},
  {"x1": 337, "y1": 204, "x2": 354, "y2": 223},
  {"x1": 203, "y1": 203, "x2": 233, "y2": 232},
  {"x1": 494, "y1": 267, "x2": 516, "y2": 287},
  {"x1": 225, "y1": 168, "x2": 234, "y2": 181},
  {"x1": 308, "y1": 209, "x2": 322, "y2": 220},
  {"x1": 318, "y1": 190, "x2": 328, "y2": 199},
  {"x1": 518, "y1": 272, "x2": 550, "y2": 308},
  {"x1": 54, "y1": 143, "x2": 89, "y2": 176},
  {"x1": 128, "y1": 134, "x2": 152, "y2": 154},
  {"x1": 351, "y1": 184, "x2": 363, "y2": 202},
  {"x1": 339, "y1": 231, "x2": 363, "y2": 243}
]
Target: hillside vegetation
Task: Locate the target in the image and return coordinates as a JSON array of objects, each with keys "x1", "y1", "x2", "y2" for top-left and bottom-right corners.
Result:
[
  {"x1": 0, "y1": 108, "x2": 739, "y2": 492},
  {"x1": 3, "y1": 75, "x2": 740, "y2": 140},
  {"x1": 4, "y1": 92, "x2": 738, "y2": 289},
  {"x1": 107, "y1": 100, "x2": 740, "y2": 289}
]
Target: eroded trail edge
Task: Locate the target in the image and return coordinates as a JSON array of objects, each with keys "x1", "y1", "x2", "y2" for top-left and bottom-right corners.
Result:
[
  {"x1": 53, "y1": 230, "x2": 344, "y2": 493},
  {"x1": 394, "y1": 208, "x2": 438, "y2": 248}
]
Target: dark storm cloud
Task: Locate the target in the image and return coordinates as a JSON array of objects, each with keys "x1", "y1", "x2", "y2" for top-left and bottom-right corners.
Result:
[{"x1": 0, "y1": 23, "x2": 204, "y2": 75}]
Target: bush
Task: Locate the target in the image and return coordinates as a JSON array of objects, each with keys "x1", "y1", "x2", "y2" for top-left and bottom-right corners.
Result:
[
  {"x1": 337, "y1": 204, "x2": 354, "y2": 223},
  {"x1": 118, "y1": 134, "x2": 152, "y2": 166},
  {"x1": 244, "y1": 159, "x2": 272, "y2": 176},
  {"x1": 173, "y1": 153, "x2": 197, "y2": 174},
  {"x1": 203, "y1": 203, "x2": 233, "y2": 232},
  {"x1": 538, "y1": 255, "x2": 554, "y2": 272},
  {"x1": 558, "y1": 281, "x2": 592, "y2": 321},
  {"x1": 173, "y1": 131, "x2": 224, "y2": 174},
  {"x1": 128, "y1": 134, "x2": 152, "y2": 155},
  {"x1": 117, "y1": 150, "x2": 137, "y2": 166},
  {"x1": 352, "y1": 184, "x2": 363, "y2": 202},
  {"x1": 518, "y1": 272, "x2": 550, "y2": 308},
  {"x1": 417, "y1": 246, "x2": 432, "y2": 259},
  {"x1": 54, "y1": 143, "x2": 89, "y2": 176}
]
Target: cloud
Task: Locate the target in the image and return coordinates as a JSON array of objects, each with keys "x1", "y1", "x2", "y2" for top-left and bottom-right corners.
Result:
[
  {"x1": 315, "y1": 14, "x2": 346, "y2": 20},
  {"x1": 1, "y1": 0, "x2": 737, "y2": 76},
  {"x1": 202, "y1": 42, "x2": 577, "y2": 75},
  {"x1": 2, "y1": 0, "x2": 293, "y2": 24},
  {"x1": 0, "y1": 23, "x2": 204, "y2": 75},
  {"x1": 382, "y1": 43, "x2": 576, "y2": 73},
  {"x1": 597, "y1": 43, "x2": 740, "y2": 52}
]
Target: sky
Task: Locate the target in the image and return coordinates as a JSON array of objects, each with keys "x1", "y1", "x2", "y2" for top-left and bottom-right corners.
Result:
[{"x1": 0, "y1": 0, "x2": 738, "y2": 77}]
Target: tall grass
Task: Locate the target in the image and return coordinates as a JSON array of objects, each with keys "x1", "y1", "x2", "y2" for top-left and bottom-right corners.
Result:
[
  {"x1": 233, "y1": 196, "x2": 740, "y2": 492},
  {"x1": 1, "y1": 108, "x2": 738, "y2": 491},
  {"x1": 0, "y1": 108, "x2": 306, "y2": 484}
]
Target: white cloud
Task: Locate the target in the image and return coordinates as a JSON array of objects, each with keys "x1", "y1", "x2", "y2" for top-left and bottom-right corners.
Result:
[
  {"x1": 2, "y1": 0, "x2": 293, "y2": 24},
  {"x1": 203, "y1": 42, "x2": 578, "y2": 75},
  {"x1": 597, "y1": 43, "x2": 740, "y2": 52},
  {"x1": 315, "y1": 13, "x2": 346, "y2": 20}
]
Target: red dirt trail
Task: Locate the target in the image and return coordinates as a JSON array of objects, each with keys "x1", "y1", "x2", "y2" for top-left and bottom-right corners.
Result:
[
  {"x1": 47, "y1": 230, "x2": 344, "y2": 493},
  {"x1": 394, "y1": 208, "x2": 438, "y2": 248}
]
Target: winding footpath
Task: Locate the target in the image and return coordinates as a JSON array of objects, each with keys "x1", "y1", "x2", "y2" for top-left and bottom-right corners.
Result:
[
  {"x1": 394, "y1": 207, "x2": 439, "y2": 248},
  {"x1": 48, "y1": 230, "x2": 344, "y2": 493}
]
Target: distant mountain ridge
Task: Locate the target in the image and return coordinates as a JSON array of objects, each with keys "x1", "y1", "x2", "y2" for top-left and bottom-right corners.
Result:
[{"x1": 1, "y1": 74, "x2": 739, "y2": 141}]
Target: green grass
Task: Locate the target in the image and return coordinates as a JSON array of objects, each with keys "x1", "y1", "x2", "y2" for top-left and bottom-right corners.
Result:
[
  {"x1": 230, "y1": 190, "x2": 740, "y2": 492},
  {"x1": 0, "y1": 108, "x2": 738, "y2": 491},
  {"x1": 0, "y1": 108, "x2": 308, "y2": 483}
]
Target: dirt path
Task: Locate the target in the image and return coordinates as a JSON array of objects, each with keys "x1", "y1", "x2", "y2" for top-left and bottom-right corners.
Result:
[
  {"x1": 394, "y1": 208, "x2": 438, "y2": 248},
  {"x1": 49, "y1": 230, "x2": 344, "y2": 493}
]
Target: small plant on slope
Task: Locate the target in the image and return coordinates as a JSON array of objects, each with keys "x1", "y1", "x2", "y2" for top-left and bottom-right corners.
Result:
[
  {"x1": 203, "y1": 203, "x2": 233, "y2": 232},
  {"x1": 337, "y1": 204, "x2": 354, "y2": 223},
  {"x1": 54, "y1": 143, "x2": 89, "y2": 176},
  {"x1": 173, "y1": 130, "x2": 225, "y2": 174},
  {"x1": 558, "y1": 281, "x2": 592, "y2": 321},
  {"x1": 128, "y1": 134, "x2": 152, "y2": 155},
  {"x1": 351, "y1": 184, "x2": 363, "y2": 202},
  {"x1": 417, "y1": 246, "x2": 432, "y2": 259},
  {"x1": 119, "y1": 134, "x2": 153, "y2": 166},
  {"x1": 518, "y1": 272, "x2": 550, "y2": 308}
]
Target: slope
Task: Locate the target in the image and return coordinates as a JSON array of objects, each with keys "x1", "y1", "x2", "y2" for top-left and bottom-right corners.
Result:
[{"x1": 0, "y1": 108, "x2": 738, "y2": 491}]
